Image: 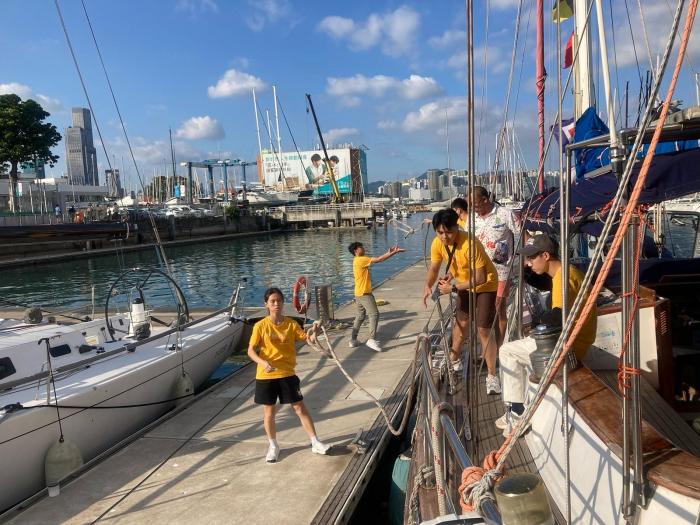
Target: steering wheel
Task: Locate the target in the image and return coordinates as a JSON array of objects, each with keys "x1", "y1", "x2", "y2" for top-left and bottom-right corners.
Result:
[{"x1": 104, "y1": 267, "x2": 190, "y2": 341}]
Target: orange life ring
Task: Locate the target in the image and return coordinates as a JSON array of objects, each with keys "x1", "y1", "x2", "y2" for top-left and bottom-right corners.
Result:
[{"x1": 292, "y1": 276, "x2": 311, "y2": 314}]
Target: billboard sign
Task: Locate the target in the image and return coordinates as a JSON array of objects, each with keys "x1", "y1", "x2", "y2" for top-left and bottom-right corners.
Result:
[{"x1": 260, "y1": 148, "x2": 353, "y2": 190}]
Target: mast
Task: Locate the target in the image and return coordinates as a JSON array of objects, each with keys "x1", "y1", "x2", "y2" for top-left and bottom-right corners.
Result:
[
  {"x1": 574, "y1": 0, "x2": 593, "y2": 117},
  {"x1": 273, "y1": 85, "x2": 282, "y2": 156},
  {"x1": 445, "y1": 109, "x2": 451, "y2": 193},
  {"x1": 169, "y1": 127, "x2": 177, "y2": 200},
  {"x1": 252, "y1": 88, "x2": 263, "y2": 158},
  {"x1": 536, "y1": 0, "x2": 545, "y2": 193}
]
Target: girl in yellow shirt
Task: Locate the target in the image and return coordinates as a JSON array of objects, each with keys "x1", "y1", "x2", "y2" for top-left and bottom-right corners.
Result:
[{"x1": 247, "y1": 287, "x2": 331, "y2": 462}]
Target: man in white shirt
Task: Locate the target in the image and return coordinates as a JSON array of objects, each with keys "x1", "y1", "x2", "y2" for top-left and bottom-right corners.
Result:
[{"x1": 469, "y1": 186, "x2": 519, "y2": 347}]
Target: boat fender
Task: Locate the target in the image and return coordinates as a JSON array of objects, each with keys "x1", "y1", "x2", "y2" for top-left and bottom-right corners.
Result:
[
  {"x1": 45, "y1": 437, "x2": 83, "y2": 497},
  {"x1": 173, "y1": 371, "x2": 194, "y2": 405},
  {"x1": 292, "y1": 276, "x2": 311, "y2": 314},
  {"x1": 23, "y1": 307, "x2": 43, "y2": 324}
]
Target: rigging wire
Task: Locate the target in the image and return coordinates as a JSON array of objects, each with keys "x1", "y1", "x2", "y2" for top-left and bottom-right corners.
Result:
[
  {"x1": 475, "y1": 0, "x2": 491, "y2": 173},
  {"x1": 636, "y1": 0, "x2": 656, "y2": 76},
  {"x1": 608, "y1": 0, "x2": 625, "y2": 126},
  {"x1": 277, "y1": 96, "x2": 309, "y2": 175}
]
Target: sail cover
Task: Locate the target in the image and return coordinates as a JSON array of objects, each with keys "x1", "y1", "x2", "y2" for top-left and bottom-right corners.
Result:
[{"x1": 523, "y1": 147, "x2": 700, "y2": 233}]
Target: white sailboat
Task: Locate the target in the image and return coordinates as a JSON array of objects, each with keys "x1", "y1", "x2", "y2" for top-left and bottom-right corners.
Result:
[{"x1": 0, "y1": 273, "x2": 246, "y2": 513}]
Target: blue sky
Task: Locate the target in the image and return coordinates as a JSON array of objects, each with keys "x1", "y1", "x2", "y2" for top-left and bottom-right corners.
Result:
[{"x1": 1, "y1": 0, "x2": 699, "y2": 187}]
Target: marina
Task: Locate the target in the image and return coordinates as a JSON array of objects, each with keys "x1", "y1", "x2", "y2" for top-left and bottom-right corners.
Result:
[{"x1": 2, "y1": 0, "x2": 700, "y2": 524}]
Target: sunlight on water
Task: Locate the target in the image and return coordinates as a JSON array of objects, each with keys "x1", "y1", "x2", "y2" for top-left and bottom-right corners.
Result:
[{"x1": 1, "y1": 213, "x2": 434, "y2": 311}]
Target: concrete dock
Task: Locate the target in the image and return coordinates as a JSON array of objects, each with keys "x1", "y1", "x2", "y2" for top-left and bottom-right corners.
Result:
[{"x1": 8, "y1": 262, "x2": 430, "y2": 525}]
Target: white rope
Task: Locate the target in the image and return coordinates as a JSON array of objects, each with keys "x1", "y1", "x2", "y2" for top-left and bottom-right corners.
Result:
[
  {"x1": 305, "y1": 322, "x2": 424, "y2": 436},
  {"x1": 388, "y1": 218, "x2": 416, "y2": 239},
  {"x1": 430, "y1": 401, "x2": 454, "y2": 515},
  {"x1": 408, "y1": 465, "x2": 435, "y2": 525}
]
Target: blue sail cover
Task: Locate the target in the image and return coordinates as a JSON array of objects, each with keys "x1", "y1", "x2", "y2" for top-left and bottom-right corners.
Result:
[
  {"x1": 574, "y1": 107, "x2": 610, "y2": 181},
  {"x1": 523, "y1": 147, "x2": 700, "y2": 233},
  {"x1": 574, "y1": 107, "x2": 698, "y2": 181}
]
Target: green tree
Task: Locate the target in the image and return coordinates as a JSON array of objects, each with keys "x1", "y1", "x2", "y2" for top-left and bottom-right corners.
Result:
[{"x1": 0, "y1": 94, "x2": 61, "y2": 212}]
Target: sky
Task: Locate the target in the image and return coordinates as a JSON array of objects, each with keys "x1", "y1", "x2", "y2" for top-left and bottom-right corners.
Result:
[{"x1": 1, "y1": 0, "x2": 699, "y2": 188}]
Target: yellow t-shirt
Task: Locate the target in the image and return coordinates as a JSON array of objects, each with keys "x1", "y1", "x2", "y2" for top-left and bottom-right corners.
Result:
[
  {"x1": 430, "y1": 232, "x2": 498, "y2": 293},
  {"x1": 249, "y1": 317, "x2": 307, "y2": 379},
  {"x1": 457, "y1": 217, "x2": 466, "y2": 230},
  {"x1": 353, "y1": 255, "x2": 373, "y2": 296},
  {"x1": 551, "y1": 265, "x2": 597, "y2": 359}
]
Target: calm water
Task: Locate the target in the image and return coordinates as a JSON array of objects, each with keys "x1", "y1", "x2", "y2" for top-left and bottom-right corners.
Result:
[{"x1": 1, "y1": 213, "x2": 432, "y2": 311}]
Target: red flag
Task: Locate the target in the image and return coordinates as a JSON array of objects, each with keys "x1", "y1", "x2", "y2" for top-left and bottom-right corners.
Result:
[{"x1": 563, "y1": 31, "x2": 574, "y2": 69}]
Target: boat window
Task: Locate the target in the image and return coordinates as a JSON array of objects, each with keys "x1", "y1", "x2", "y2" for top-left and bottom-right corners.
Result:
[
  {"x1": 0, "y1": 357, "x2": 17, "y2": 380},
  {"x1": 49, "y1": 344, "x2": 72, "y2": 358},
  {"x1": 662, "y1": 212, "x2": 699, "y2": 258}
]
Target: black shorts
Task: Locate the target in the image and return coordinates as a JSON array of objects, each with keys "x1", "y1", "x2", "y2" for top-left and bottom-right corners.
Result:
[
  {"x1": 456, "y1": 290, "x2": 496, "y2": 328},
  {"x1": 254, "y1": 375, "x2": 304, "y2": 405}
]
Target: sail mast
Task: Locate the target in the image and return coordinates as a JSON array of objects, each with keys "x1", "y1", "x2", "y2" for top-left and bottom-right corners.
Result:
[
  {"x1": 574, "y1": 0, "x2": 593, "y2": 117},
  {"x1": 536, "y1": 0, "x2": 545, "y2": 193},
  {"x1": 273, "y1": 85, "x2": 282, "y2": 156},
  {"x1": 252, "y1": 88, "x2": 263, "y2": 158}
]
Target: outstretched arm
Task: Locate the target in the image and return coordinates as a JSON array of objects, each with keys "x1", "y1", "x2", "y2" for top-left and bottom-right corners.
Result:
[{"x1": 370, "y1": 245, "x2": 405, "y2": 264}]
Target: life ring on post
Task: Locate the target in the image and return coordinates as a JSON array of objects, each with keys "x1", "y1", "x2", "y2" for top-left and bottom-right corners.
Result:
[{"x1": 292, "y1": 276, "x2": 311, "y2": 314}]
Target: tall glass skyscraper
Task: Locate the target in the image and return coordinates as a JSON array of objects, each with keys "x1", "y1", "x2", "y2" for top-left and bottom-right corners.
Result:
[{"x1": 65, "y1": 107, "x2": 99, "y2": 185}]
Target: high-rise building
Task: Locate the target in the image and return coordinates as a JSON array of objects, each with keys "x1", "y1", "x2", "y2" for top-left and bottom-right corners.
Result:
[
  {"x1": 105, "y1": 169, "x2": 123, "y2": 198},
  {"x1": 65, "y1": 107, "x2": 99, "y2": 186}
]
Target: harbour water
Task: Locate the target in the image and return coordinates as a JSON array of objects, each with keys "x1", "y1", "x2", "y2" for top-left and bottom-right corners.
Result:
[{"x1": 0, "y1": 213, "x2": 431, "y2": 311}]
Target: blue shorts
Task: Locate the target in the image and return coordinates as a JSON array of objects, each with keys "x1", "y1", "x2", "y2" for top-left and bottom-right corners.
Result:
[{"x1": 254, "y1": 375, "x2": 303, "y2": 405}]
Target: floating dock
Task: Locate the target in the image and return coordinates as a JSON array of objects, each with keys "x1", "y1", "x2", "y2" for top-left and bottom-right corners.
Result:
[{"x1": 7, "y1": 261, "x2": 429, "y2": 524}]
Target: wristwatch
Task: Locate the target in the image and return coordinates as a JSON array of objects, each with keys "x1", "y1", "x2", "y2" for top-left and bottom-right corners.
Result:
[{"x1": 451, "y1": 284, "x2": 458, "y2": 294}]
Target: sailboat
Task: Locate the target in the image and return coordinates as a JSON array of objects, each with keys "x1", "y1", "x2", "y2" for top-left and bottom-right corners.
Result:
[
  {"x1": 403, "y1": 1, "x2": 700, "y2": 524},
  {"x1": 0, "y1": 4, "x2": 248, "y2": 514}
]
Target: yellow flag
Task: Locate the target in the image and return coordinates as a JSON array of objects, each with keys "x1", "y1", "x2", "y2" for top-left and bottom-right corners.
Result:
[{"x1": 552, "y1": 0, "x2": 574, "y2": 23}]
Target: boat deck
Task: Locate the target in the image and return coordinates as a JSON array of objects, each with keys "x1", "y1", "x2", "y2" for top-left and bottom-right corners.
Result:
[{"x1": 6, "y1": 261, "x2": 430, "y2": 525}]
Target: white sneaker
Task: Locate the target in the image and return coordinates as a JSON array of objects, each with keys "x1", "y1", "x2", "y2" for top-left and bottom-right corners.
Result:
[
  {"x1": 451, "y1": 359, "x2": 463, "y2": 372},
  {"x1": 266, "y1": 443, "x2": 279, "y2": 463},
  {"x1": 498, "y1": 412, "x2": 530, "y2": 437},
  {"x1": 348, "y1": 339, "x2": 359, "y2": 348},
  {"x1": 495, "y1": 413, "x2": 509, "y2": 430},
  {"x1": 486, "y1": 374, "x2": 502, "y2": 395},
  {"x1": 311, "y1": 440, "x2": 331, "y2": 455},
  {"x1": 366, "y1": 339, "x2": 382, "y2": 352}
]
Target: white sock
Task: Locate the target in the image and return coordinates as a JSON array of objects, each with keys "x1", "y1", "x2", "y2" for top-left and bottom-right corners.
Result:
[
  {"x1": 310, "y1": 436, "x2": 320, "y2": 446},
  {"x1": 269, "y1": 439, "x2": 278, "y2": 448}
]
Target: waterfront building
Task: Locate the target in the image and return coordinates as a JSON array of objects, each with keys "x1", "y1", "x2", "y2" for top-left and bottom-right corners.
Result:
[
  {"x1": 0, "y1": 177, "x2": 108, "y2": 212},
  {"x1": 65, "y1": 107, "x2": 99, "y2": 186}
]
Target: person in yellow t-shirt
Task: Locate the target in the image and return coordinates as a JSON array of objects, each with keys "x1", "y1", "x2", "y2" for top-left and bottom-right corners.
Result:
[
  {"x1": 495, "y1": 234, "x2": 598, "y2": 437},
  {"x1": 247, "y1": 287, "x2": 331, "y2": 463},
  {"x1": 348, "y1": 241, "x2": 405, "y2": 352},
  {"x1": 423, "y1": 209, "x2": 501, "y2": 395}
]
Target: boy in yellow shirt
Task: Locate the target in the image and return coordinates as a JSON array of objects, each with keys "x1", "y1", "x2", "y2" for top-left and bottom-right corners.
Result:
[
  {"x1": 423, "y1": 209, "x2": 500, "y2": 395},
  {"x1": 348, "y1": 241, "x2": 404, "y2": 351},
  {"x1": 496, "y1": 234, "x2": 597, "y2": 436},
  {"x1": 247, "y1": 287, "x2": 331, "y2": 462}
]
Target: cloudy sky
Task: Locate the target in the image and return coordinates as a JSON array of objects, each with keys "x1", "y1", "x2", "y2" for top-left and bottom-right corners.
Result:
[{"x1": 1, "y1": 0, "x2": 698, "y2": 187}]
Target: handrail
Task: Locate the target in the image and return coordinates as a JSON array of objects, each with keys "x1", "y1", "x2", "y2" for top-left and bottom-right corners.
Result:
[{"x1": 417, "y1": 337, "x2": 502, "y2": 524}]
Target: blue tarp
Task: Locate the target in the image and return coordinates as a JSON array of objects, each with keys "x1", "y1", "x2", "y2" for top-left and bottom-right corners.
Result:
[{"x1": 523, "y1": 147, "x2": 700, "y2": 233}]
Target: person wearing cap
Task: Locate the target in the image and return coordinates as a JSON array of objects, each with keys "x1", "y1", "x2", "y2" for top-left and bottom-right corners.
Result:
[
  {"x1": 305, "y1": 153, "x2": 326, "y2": 186},
  {"x1": 495, "y1": 233, "x2": 597, "y2": 437},
  {"x1": 423, "y1": 209, "x2": 501, "y2": 395},
  {"x1": 469, "y1": 186, "x2": 519, "y2": 348}
]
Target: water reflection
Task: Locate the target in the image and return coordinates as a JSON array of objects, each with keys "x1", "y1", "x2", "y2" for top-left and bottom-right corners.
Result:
[{"x1": 1, "y1": 213, "x2": 433, "y2": 310}]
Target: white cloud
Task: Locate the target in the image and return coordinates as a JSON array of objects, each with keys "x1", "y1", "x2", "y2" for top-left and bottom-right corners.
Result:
[
  {"x1": 110, "y1": 136, "x2": 203, "y2": 166},
  {"x1": 317, "y1": 6, "x2": 420, "y2": 57},
  {"x1": 0, "y1": 82, "x2": 63, "y2": 112},
  {"x1": 428, "y1": 29, "x2": 466, "y2": 49},
  {"x1": 208, "y1": 69, "x2": 267, "y2": 98},
  {"x1": 324, "y1": 128, "x2": 358, "y2": 144},
  {"x1": 377, "y1": 119, "x2": 398, "y2": 130},
  {"x1": 246, "y1": 0, "x2": 293, "y2": 32},
  {"x1": 326, "y1": 74, "x2": 442, "y2": 105},
  {"x1": 175, "y1": 0, "x2": 219, "y2": 13},
  {"x1": 446, "y1": 44, "x2": 506, "y2": 74},
  {"x1": 175, "y1": 116, "x2": 225, "y2": 140}
]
